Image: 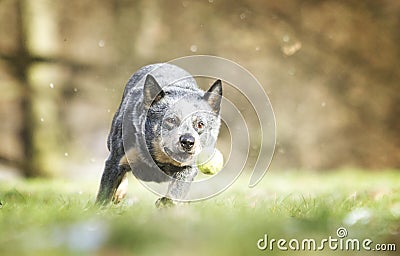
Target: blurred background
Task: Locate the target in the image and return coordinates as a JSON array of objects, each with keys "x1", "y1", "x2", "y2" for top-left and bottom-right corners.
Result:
[{"x1": 0, "y1": 0, "x2": 399, "y2": 180}]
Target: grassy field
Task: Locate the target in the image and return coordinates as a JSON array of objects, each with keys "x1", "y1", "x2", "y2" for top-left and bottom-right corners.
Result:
[{"x1": 0, "y1": 169, "x2": 399, "y2": 256}]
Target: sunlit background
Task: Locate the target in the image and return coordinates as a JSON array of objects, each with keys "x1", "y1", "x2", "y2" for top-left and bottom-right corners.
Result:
[{"x1": 0, "y1": 0, "x2": 399, "y2": 180}]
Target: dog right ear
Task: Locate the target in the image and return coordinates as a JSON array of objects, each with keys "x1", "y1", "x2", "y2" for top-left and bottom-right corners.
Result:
[
  {"x1": 204, "y1": 79, "x2": 222, "y2": 113},
  {"x1": 143, "y1": 74, "x2": 165, "y2": 108}
]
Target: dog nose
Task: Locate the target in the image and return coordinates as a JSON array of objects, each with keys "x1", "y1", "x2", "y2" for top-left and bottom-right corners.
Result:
[{"x1": 179, "y1": 134, "x2": 195, "y2": 151}]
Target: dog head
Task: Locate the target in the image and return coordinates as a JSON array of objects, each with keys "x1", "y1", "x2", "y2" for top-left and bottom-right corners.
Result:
[{"x1": 143, "y1": 75, "x2": 222, "y2": 167}]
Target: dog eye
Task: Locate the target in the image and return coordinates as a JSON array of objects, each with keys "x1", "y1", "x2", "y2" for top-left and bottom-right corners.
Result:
[
  {"x1": 195, "y1": 120, "x2": 205, "y2": 133},
  {"x1": 164, "y1": 116, "x2": 179, "y2": 129},
  {"x1": 166, "y1": 117, "x2": 177, "y2": 124},
  {"x1": 197, "y1": 121, "x2": 204, "y2": 129}
]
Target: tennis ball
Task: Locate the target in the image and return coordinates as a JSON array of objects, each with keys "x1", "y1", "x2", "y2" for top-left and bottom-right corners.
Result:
[{"x1": 196, "y1": 148, "x2": 224, "y2": 175}]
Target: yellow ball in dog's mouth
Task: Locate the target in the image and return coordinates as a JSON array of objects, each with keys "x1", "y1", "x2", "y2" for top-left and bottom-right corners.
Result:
[{"x1": 196, "y1": 148, "x2": 224, "y2": 175}]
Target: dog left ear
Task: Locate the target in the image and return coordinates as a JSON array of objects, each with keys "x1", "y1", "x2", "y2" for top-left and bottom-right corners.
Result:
[
  {"x1": 203, "y1": 79, "x2": 222, "y2": 113},
  {"x1": 143, "y1": 74, "x2": 165, "y2": 109}
]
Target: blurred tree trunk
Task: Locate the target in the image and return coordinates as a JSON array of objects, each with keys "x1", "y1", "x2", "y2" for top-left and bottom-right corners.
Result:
[
  {"x1": 134, "y1": 0, "x2": 162, "y2": 59},
  {"x1": 14, "y1": 0, "x2": 42, "y2": 177},
  {"x1": 7, "y1": 0, "x2": 62, "y2": 177}
]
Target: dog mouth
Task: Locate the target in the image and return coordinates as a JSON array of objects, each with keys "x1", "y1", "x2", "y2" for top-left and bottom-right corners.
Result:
[{"x1": 164, "y1": 147, "x2": 194, "y2": 164}]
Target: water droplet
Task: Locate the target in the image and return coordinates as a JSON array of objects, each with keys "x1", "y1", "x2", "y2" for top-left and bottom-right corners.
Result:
[
  {"x1": 255, "y1": 46, "x2": 260, "y2": 51},
  {"x1": 90, "y1": 158, "x2": 96, "y2": 163},
  {"x1": 190, "y1": 45, "x2": 198, "y2": 52},
  {"x1": 288, "y1": 68, "x2": 296, "y2": 76},
  {"x1": 49, "y1": 83, "x2": 54, "y2": 89},
  {"x1": 73, "y1": 88, "x2": 78, "y2": 93},
  {"x1": 64, "y1": 152, "x2": 69, "y2": 157},
  {"x1": 40, "y1": 117, "x2": 45, "y2": 122},
  {"x1": 282, "y1": 35, "x2": 290, "y2": 42},
  {"x1": 321, "y1": 102, "x2": 326, "y2": 107},
  {"x1": 282, "y1": 41, "x2": 302, "y2": 56},
  {"x1": 107, "y1": 109, "x2": 111, "y2": 113},
  {"x1": 240, "y1": 13, "x2": 246, "y2": 20},
  {"x1": 208, "y1": 0, "x2": 214, "y2": 3},
  {"x1": 343, "y1": 208, "x2": 372, "y2": 226},
  {"x1": 98, "y1": 40, "x2": 105, "y2": 48}
]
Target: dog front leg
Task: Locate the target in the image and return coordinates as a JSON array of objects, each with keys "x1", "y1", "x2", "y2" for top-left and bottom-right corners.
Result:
[
  {"x1": 155, "y1": 167, "x2": 198, "y2": 207},
  {"x1": 96, "y1": 156, "x2": 130, "y2": 205}
]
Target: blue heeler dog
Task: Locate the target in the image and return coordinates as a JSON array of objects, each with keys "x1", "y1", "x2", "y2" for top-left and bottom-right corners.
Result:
[{"x1": 96, "y1": 63, "x2": 222, "y2": 206}]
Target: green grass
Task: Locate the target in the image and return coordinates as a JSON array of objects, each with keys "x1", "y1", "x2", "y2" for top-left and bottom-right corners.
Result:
[{"x1": 0, "y1": 170, "x2": 399, "y2": 256}]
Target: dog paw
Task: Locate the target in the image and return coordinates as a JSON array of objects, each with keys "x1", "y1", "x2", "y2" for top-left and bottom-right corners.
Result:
[
  {"x1": 112, "y1": 175, "x2": 129, "y2": 204},
  {"x1": 155, "y1": 197, "x2": 176, "y2": 208}
]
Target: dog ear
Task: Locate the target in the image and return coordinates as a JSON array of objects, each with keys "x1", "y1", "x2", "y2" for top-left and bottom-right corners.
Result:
[
  {"x1": 203, "y1": 79, "x2": 222, "y2": 113},
  {"x1": 143, "y1": 74, "x2": 165, "y2": 108}
]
